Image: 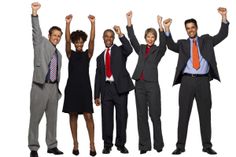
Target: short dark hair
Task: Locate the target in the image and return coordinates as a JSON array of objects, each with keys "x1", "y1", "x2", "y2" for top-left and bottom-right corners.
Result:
[
  {"x1": 70, "y1": 30, "x2": 88, "y2": 44},
  {"x1": 48, "y1": 26, "x2": 63, "y2": 36},
  {"x1": 184, "y1": 18, "x2": 198, "y2": 28},
  {"x1": 144, "y1": 28, "x2": 157, "y2": 41},
  {"x1": 103, "y1": 29, "x2": 115, "y2": 38}
]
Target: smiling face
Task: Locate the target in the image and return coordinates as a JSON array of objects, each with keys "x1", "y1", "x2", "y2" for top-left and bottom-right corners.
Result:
[
  {"x1": 74, "y1": 38, "x2": 84, "y2": 52},
  {"x1": 144, "y1": 28, "x2": 157, "y2": 46},
  {"x1": 145, "y1": 32, "x2": 156, "y2": 46},
  {"x1": 48, "y1": 29, "x2": 62, "y2": 46},
  {"x1": 103, "y1": 29, "x2": 115, "y2": 48},
  {"x1": 185, "y1": 22, "x2": 198, "y2": 38}
]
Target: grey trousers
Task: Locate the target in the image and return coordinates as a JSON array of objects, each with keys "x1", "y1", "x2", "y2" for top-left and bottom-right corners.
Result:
[
  {"x1": 135, "y1": 80, "x2": 164, "y2": 151},
  {"x1": 28, "y1": 82, "x2": 59, "y2": 151}
]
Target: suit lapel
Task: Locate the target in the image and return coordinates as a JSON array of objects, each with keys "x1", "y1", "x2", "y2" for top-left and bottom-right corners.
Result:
[
  {"x1": 101, "y1": 50, "x2": 105, "y2": 67},
  {"x1": 140, "y1": 45, "x2": 146, "y2": 58},
  {"x1": 182, "y1": 39, "x2": 190, "y2": 59},
  {"x1": 198, "y1": 37, "x2": 203, "y2": 55},
  {"x1": 110, "y1": 45, "x2": 117, "y2": 67}
]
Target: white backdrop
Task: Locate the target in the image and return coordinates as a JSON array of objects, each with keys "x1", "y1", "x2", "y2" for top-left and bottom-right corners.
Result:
[{"x1": 0, "y1": 0, "x2": 235, "y2": 157}]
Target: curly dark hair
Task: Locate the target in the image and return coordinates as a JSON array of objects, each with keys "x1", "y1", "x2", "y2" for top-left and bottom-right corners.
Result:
[{"x1": 70, "y1": 30, "x2": 87, "y2": 44}]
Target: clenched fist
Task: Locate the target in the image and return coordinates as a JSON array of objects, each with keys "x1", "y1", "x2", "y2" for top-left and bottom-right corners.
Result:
[{"x1": 65, "y1": 14, "x2": 73, "y2": 24}]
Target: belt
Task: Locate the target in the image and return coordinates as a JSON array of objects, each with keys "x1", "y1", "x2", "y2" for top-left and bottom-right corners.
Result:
[
  {"x1": 183, "y1": 73, "x2": 208, "y2": 78},
  {"x1": 105, "y1": 81, "x2": 114, "y2": 84},
  {"x1": 45, "y1": 80, "x2": 57, "y2": 84}
]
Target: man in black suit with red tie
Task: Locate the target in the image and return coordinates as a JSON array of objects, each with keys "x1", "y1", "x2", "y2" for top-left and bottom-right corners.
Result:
[
  {"x1": 94, "y1": 26, "x2": 134, "y2": 154},
  {"x1": 163, "y1": 7, "x2": 229, "y2": 155}
]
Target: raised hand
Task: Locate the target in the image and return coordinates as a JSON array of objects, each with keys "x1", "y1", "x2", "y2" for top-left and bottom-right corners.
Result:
[
  {"x1": 218, "y1": 7, "x2": 227, "y2": 16},
  {"x1": 65, "y1": 14, "x2": 73, "y2": 24},
  {"x1": 126, "y1": 11, "x2": 132, "y2": 26},
  {"x1": 88, "y1": 15, "x2": 95, "y2": 23},
  {"x1": 31, "y1": 2, "x2": 41, "y2": 16},
  {"x1": 163, "y1": 18, "x2": 172, "y2": 32},
  {"x1": 157, "y1": 15, "x2": 163, "y2": 25},
  {"x1": 217, "y1": 7, "x2": 227, "y2": 22},
  {"x1": 31, "y1": 2, "x2": 41, "y2": 11},
  {"x1": 113, "y1": 25, "x2": 123, "y2": 37},
  {"x1": 126, "y1": 11, "x2": 132, "y2": 20},
  {"x1": 157, "y1": 15, "x2": 163, "y2": 31},
  {"x1": 163, "y1": 18, "x2": 172, "y2": 28}
]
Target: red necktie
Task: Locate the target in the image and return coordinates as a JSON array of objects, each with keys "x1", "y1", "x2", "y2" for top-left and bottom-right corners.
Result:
[
  {"x1": 105, "y1": 48, "x2": 112, "y2": 78},
  {"x1": 192, "y1": 39, "x2": 200, "y2": 70}
]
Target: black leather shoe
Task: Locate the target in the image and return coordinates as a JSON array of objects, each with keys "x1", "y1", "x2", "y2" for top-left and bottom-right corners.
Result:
[
  {"x1": 102, "y1": 147, "x2": 111, "y2": 154},
  {"x1": 203, "y1": 148, "x2": 217, "y2": 155},
  {"x1": 47, "y1": 147, "x2": 63, "y2": 155},
  {"x1": 156, "y1": 148, "x2": 163, "y2": 153},
  {"x1": 30, "y1": 151, "x2": 38, "y2": 157},
  {"x1": 140, "y1": 150, "x2": 147, "y2": 154},
  {"x1": 72, "y1": 149, "x2": 79, "y2": 155},
  {"x1": 172, "y1": 148, "x2": 185, "y2": 155},
  {"x1": 90, "y1": 150, "x2": 97, "y2": 156},
  {"x1": 117, "y1": 146, "x2": 129, "y2": 154}
]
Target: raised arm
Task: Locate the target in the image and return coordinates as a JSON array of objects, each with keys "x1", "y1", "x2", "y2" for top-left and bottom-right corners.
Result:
[
  {"x1": 88, "y1": 15, "x2": 95, "y2": 58},
  {"x1": 126, "y1": 11, "x2": 140, "y2": 54},
  {"x1": 212, "y1": 7, "x2": 229, "y2": 46},
  {"x1": 157, "y1": 15, "x2": 166, "y2": 56},
  {"x1": 65, "y1": 14, "x2": 73, "y2": 58},
  {"x1": 114, "y1": 25, "x2": 133, "y2": 56},
  {"x1": 163, "y1": 18, "x2": 179, "y2": 53},
  {"x1": 31, "y1": 2, "x2": 43, "y2": 46}
]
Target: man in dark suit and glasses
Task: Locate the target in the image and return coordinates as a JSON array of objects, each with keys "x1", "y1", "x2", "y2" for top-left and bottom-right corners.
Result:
[
  {"x1": 94, "y1": 26, "x2": 134, "y2": 154},
  {"x1": 163, "y1": 7, "x2": 229, "y2": 155}
]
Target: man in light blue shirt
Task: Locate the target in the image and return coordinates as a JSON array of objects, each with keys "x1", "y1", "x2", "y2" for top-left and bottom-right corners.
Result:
[{"x1": 163, "y1": 7, "x2": 229, "y2": 155}]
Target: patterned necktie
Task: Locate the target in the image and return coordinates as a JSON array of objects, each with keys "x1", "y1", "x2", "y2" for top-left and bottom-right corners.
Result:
[
  {"x1": 192, "y1": 39, "x2": 200, "y2": 70},
  {"x1": 105, "y1": 48, "x2": 112, "y2": 78},
  {"x1": 50, "y1": 50, "x2": 57, "y2": 81}
]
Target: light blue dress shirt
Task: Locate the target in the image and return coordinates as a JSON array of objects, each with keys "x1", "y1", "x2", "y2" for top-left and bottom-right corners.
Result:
[
  {"x1": 183, "y1": 37, "x2": 209, "y2": 74},
  {"x1": 165, "y1": 32, "x2": 209, "y2": 74}
]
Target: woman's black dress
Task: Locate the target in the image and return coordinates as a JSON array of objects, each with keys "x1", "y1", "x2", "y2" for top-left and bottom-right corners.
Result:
[{"x1": 63, "y1": 50, "x2": 93, "y2": 114}]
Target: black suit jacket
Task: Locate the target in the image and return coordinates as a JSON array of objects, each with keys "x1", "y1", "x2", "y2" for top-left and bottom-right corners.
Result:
[
  {"x1": 127, "y1": 25, "x2": 166, "y2": 82},
  {"x1": 94, "y1": 35, "x2": 134, "y2": 100},
  {"x1": 166, "y1": 22, "x2": 229, "y2": 85}
]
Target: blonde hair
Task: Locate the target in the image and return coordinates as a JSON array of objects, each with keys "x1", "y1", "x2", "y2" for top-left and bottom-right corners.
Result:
[{"x1": 144, "y1": 28, "x2": 157, "y2": 41}]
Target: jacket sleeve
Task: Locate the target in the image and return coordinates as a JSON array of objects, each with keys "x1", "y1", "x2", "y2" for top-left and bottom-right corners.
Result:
[
  {"x1": 94, "y1": 57, "x2": 101, "y2": 99},
  {"x1": 119, "y1": 35, "x2": 133, "y2": 56},
  {"x1": 166, "y1": 32, "x2": 179, "y2": 53},
  {"x1": 158, "y1": 29, "x2": 167, "y2": 57},
  {"x1": 31, "y1": 15, "x2": 43, "y2": 48},
  {"x1": 212, "y1": 22, "x2": 229, "y2": 47},
  {"x1": 126, "y1": 25, "x2": 140, "y2": 54}
]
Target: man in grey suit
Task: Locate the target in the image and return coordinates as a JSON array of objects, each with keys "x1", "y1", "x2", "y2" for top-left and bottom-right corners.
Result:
[
  {"x1": 163, "y1": 7, "x2": 229, "y2": 155},
  {"x1": 28, "y1": 2, "x2": 63, "y2": 157}
]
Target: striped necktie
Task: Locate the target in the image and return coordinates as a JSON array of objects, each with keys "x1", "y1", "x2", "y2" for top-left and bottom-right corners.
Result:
[{"x1": 49, "y1": 50, "x2": 58, "y2": 82}]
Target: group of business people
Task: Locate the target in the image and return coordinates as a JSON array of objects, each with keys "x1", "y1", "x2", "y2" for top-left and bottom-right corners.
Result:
[{"x1": 28, "y1": 2, "x2": 229, "y2": 157}]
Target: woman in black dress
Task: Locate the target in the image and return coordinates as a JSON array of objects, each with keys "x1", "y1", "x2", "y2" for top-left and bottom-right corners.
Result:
[{"x1": 63, "y1": 14, "x2": 96, "y2": 156}]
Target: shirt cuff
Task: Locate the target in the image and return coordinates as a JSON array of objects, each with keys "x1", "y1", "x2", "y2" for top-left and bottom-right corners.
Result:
[
  {"x1": 165, "y1": 32, "x2": 170, "y2": 37},
  {"x1": 222, "y1": 19, "x2": 228, "y2": 24}
]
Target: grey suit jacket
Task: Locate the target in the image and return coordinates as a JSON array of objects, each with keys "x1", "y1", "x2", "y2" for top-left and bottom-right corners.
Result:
[
  {"x1": 31, "y1": 15, "x2": 62, "y2": 95},
  {"x1": 166, "y1": 22, "x2": 229, "y2": 85},
  {"x1": 126, "y1": 25, "x2": 167, "y2": 82}
]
